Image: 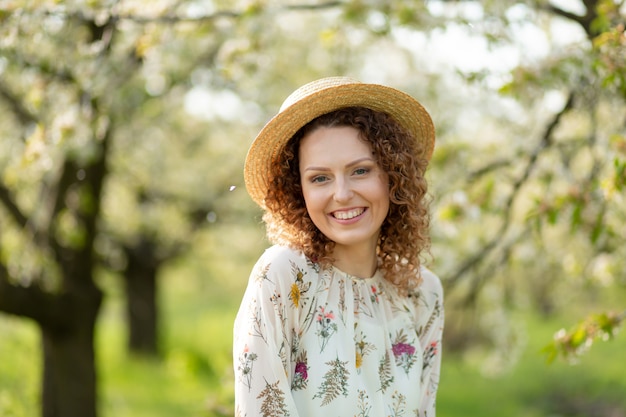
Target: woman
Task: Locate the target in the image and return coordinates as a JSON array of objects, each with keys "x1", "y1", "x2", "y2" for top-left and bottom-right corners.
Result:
[{"x1": 234, "y1": 77, "x2": 444, "y2": 416}]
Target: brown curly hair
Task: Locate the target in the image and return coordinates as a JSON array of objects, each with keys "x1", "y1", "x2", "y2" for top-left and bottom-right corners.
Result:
[{"x1": 263, "y1": 107, "x2": 431, "y2": 294}]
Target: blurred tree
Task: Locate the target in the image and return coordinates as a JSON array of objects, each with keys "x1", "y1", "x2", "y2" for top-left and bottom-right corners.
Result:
[
  {"x1": 0, "y1": 2, "x2": 243, "y2": 415},
  {"x1": 424, "y1": 0, "x2": 626, "y2": 362}
]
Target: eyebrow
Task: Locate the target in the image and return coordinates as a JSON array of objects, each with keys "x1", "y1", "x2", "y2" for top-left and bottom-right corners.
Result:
[{"x1": 303, "y1": 157, "x2": 375, "y2": 172}]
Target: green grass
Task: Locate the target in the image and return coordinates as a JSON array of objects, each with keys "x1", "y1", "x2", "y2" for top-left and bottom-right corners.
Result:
[
  {"x1": 437, "y1": 313, "x2": 626, "y2": 417},
  {"x1": 95, "y1": 265, "x2": 240, "y2": 417},
  {"x1": 0, "y1": 317, "x2": 39, "y2": 417}
]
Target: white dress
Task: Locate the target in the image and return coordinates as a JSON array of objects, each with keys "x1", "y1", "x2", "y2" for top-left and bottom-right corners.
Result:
[{"x1": 233, "y1": 245, "x2": 444, "y2": 417}]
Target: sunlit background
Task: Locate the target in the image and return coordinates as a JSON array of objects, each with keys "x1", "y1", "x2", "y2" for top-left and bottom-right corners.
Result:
[{"x1": 1, "y1": 1, "x2": 625, "y2": 416}]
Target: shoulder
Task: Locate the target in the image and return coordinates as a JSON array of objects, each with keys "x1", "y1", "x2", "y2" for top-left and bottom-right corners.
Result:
[
  {"x1": 256, "y1": 245, "x2": 308, "y2": 270},
  {"x1": 250, "y1": 245, "x2": 314, "y2": 286},
  {"x1": 419, "y1": 267, "x2": 444, "y2": 299},
  {"x1": 407, "y1": 266, "x2": 443, "y2": 306}
]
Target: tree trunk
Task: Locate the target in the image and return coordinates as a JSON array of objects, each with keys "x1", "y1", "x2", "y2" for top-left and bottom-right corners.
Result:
[
  {"x1": 125, "y1": 252, "x2": 159, "y2": 356},
  {"x1": 41, "y1": 290, "x2": 101, "y2": 417}
]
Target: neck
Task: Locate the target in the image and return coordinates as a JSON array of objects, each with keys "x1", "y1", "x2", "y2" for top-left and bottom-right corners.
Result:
[{"x1": 331, "y1": 242, "x2": 378, "y2": 279}]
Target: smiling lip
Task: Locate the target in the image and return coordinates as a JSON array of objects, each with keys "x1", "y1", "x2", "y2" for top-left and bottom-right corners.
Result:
[{"x1": 331, "y1": 208, "x2": 366, "y2": 220}]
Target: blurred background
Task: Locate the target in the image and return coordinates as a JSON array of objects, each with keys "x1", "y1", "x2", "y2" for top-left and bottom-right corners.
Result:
[{"x1": 0, "y1": 1, "x2": 625, "y2": 416}]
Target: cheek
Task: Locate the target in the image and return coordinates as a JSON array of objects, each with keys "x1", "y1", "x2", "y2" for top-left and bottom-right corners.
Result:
[
  {"x1": 302, "y1": 189, "x2": 332, "y2": 228},
  {"x1": 375, "y1": 176, "x2": 391, "y2": 202},
  {"x1": 301, "y1": 186, "x2": 321, "y2": 213}
]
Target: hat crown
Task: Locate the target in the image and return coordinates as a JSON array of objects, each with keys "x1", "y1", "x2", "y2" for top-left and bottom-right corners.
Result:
[{"x1": 279, "y1": 76, "x2": 362, "y2": 112}]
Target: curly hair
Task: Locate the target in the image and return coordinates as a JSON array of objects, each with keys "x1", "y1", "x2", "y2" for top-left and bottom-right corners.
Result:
[{"x1": 263, "y1": 107, "x2": 431, "y2": 294}]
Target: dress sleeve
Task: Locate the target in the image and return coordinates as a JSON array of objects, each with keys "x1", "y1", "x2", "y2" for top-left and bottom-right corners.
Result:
[
  {"x1": 417, "y1": 269, "x2": 445, "y2": 416},
  {"x1": 233, "y1": 249, "x2": 301, "y2": 417}
]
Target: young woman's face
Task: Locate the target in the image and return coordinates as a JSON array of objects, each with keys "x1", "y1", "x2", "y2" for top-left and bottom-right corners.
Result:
[{"x1": 298, "y1": 126, "x2": 390, "y2": 253}]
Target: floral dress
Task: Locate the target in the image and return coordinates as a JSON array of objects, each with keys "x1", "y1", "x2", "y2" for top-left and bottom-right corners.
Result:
[{"x1": 233, "y1": 245, "x2": 444, "y2": 417}]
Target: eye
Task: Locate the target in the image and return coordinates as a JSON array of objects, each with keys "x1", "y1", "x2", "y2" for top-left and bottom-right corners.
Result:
[
  {"x1": 353, "y1": 167, "x2": 370, "y2": 175},
  {"x1": 311, "y1": 175, "x2": 329, "y2": 184}
]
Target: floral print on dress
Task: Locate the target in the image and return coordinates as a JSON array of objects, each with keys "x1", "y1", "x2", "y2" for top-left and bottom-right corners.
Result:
[
  {"x1": 237, "y1": 344, "x2": 258, "y2": 391},
  {"x1": 370, "y1": 284, "x2": 381, "y2": 303},
  {"x1": 288, "y1": 261, "x2": 311, "y2": 309},
  {"x1": 388, "y1": 391, "x2": 407, "y2": 417},
  {"x1": 391, "y1": 329, "x2": 417, "y2": 375},
  {"x1": 352, "y1": 280, "x2": 376, "y2": 318},
  {"x1": 422, "y1": 341, "x2": 438, "y2": 379},
  {"x1": 291, "y1": 350, "x2": 309, "y2": 390},
  {"x1": 233, "y1": 245, "x2": 444, "y2": 417},
  {"x1": 354, "y1": 327, "x2": 376, "y2": 373},
  {"x1": 253, "y1": 263, "x2": 272, "y2": 286},
  {"x1": 378, "y1": 351, "x2": 394, "y2": 393},
  {"x1": 315, "y1": 305, "x2": 337, "y2": 352},
  {"x1": 337, "y1": 277, "x2": 347, "y2": 324},
  {"x1": 258, "y1": 379, "x2": 290, "y2": 417},
  {"x1": 313, "y1": 356, "x2": 350, "y2": 406},
  {"x1": 417, "y1": 298, "x2": 442, "y2": 339},
  {"x1": 356, "y1": 389, "x2": 372, "y2": 417},
  {"x1": 248, "y1": 298, "x2": 267, "y2": 343}
]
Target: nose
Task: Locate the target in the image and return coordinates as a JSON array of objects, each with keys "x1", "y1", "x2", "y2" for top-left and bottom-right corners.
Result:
[{"x1": 333, "y1": 178, "x2": 354, "y2": 203}]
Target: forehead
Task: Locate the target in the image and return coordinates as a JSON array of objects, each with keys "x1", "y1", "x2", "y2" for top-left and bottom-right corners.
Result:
[{"x1": 298, "y1": 126, "x2": 373, "y2": 165}]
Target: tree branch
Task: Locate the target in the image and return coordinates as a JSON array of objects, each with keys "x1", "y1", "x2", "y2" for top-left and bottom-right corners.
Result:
[
  {"x1": 544, "y1": 4, "x2": 586, "y2": 27},
  {"x1": 543, "y1": 0, "x2": 598, "y2": 38},
  {"x1": 0, "y1": 183, "x2": 29, "y2": 228},
  {"x1": 10, "y1": 1, "x2": 345, "y2": 25},
  {"x1": 284, "y1": 1, "x2": 344, "y2": 11},
  {"x1": 0, "y1": 81, "x2": 38, "y2": 126},
  {"x1": 462, "y1": 228, "x2": 531, "y2": 307},
  {"x1": 445, "y1": 90, "x2": 576, "y2": 290},
  {"x1": 0, "y1": 265, "x2": 69, "y2": 329},
  {"x1": 467, "y1": 158, "x2": 514, "y2": 182},
  {"x1": 79, "y1": 106, "x2": 112, "y2": 255}
]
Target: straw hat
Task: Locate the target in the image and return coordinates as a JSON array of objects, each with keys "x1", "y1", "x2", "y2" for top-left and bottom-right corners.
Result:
[{"x1": 244, "y1": 76, "x2": 435, "y2": 208}]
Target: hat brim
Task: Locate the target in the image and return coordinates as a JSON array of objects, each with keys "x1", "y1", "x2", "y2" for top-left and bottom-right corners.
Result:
[{"x1": 244, "y1": 81, "x2": 435, "y2": 208}]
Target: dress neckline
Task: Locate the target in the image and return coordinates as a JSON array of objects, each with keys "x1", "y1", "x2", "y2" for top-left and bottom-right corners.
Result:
[{"x1": 331, "y1": 264, "x2": 382, "y2": 282}]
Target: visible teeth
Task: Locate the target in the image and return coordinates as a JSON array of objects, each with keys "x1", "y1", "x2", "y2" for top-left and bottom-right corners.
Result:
[{"x1": 333, "y1": 209, "x2": 364, "y2": 220}]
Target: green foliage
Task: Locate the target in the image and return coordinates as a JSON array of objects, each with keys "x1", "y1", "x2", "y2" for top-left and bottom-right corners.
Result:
[
  {"x1": 612, "y1": 157, "x2": 626, "y2": 190},
  {"x1": 592, "y1": 23, "x2": 626, "y2": 97},
  {"x1": 429, "y1": 1, "x2": 626, "y2": 364},
  {"x1": 439, "y1": 318, "x2": 626, "y2": 416},
  {"x1": 542, "y1": 310, "x2": 625, "y2": 364}
]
